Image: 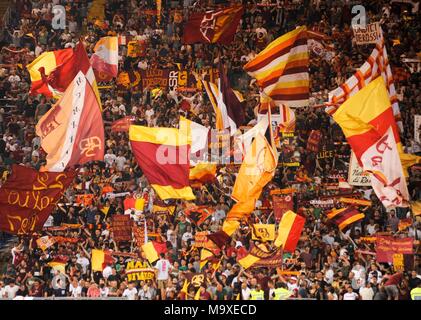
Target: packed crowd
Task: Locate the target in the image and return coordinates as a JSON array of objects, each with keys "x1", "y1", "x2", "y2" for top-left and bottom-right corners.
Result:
[{"x1": 0, "y1": 0, "x2": 420, "y2": 300}]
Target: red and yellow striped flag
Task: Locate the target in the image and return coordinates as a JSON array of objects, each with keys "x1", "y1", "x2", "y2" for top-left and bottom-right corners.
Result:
[
  {"x1": 129, "y1": 125, "x2": 195, "y2": 201},
  {"x1": 274, "y1": 210, "x2": 305, "y2": 252},
  {"x1": 327, "y1": 207, "x2": 365, "y2": 231},
  {"x1": 244, "y1": 26, "x2": 309, "y2": 108}
]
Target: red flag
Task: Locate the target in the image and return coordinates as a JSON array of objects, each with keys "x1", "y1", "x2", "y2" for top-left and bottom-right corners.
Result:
[
  {"x1": 152, "y1": 241, "x2": 168, "y2": 254},
  {"x1": 48, "y1": 42, "x2": 92, "y2": 92},
  {"x1": 111, "y1": 116, "x2": 135, "y2": 132},
  {"x1": 182, "y1": 5, "x2": 244, "y2": 44},
  {"x1": 0, "y1": 165, "x2": 75, "y2": 235}
]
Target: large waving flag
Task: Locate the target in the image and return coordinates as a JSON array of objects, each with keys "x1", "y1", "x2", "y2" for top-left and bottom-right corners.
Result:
[
  {"x1": 27, "y1": 48, "x2": 74, "y2": 97},
  {"x1": 274, "y1": 210, "x2": 305, "y2": 252},
  {"x1": 0, "y1": 165, "x2": 75, "y2": 235},
  {"x1": 222, "y1": 134, "x2": 277, "y2": 236},
  {"x1": 28, "y1": 42, "x2": 101, "y2": 109},
  {"x1": 231, "y1": 133, "x2": 277, "y2": 203},
  {"x1": 327, "y1": 207, "x2": 365, "y2": 231},
  {"x1": 182, "y1": 5, "x2": 244, "y2": 44},
  {"x1": 36, "y1": 71, "x2": 104, "y2": 172},
  {"x1": 327, "y1": 37, "x2": 402, "y2": 131},
  {"x1": 332, "y1": 77, "x2": 409, "y2": 208},
  {"x1": 129, "y1": 125, "x2": 195, "y2": 200},
  {"x1": 244, "y1": 26, "x2": 309, "y2": 108},
  {"x1": 90, "y1": 36, "x2": 119, "y2": 81}
]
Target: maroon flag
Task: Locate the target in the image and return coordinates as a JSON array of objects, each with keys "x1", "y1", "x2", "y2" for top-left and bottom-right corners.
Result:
[
  {"x1": 182, "y1": 5, "x2": 243, "y2": 44},
  {"x1": 272, "y1": 193, "x2": 294, "y2": 222},
  {"x1": 111, "y1": 215, "x2": 132, "y2": 242},
  {"x1": 0, "y1": 165, "x2": 75, "y2": 235},
  {"x1": 207, "y1": 230, "x2": 231, "y2": 249},
  {"x1": 306, "y1": 130, "x2": 322, "y2": 152},
  {"x1": 219, "y1": 62, "x2": 245, "y2": 128}
]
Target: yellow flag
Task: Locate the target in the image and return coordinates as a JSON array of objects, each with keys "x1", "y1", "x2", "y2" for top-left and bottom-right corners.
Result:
[
  {"x1": 222, "y1": 219, "x2": 241, "y2": 236},
  {"x1": 141, "y1": 242, "x2": 159, "y2": 264},
  {"x1": 251, "y1": 224, "x2": 276, "y2": 242},
  {"x1": 91, "y1": 249, "x2": 105, "y2": 271},
  {"x1": 200, "y1": 248, "x2": 214, "y2": 270},
  {"x1": 238, "y1": 254, "x2": 260, "y2": 270},
  {"x1": 232, "y1": 133, "x2": 277, "y2": 202}
]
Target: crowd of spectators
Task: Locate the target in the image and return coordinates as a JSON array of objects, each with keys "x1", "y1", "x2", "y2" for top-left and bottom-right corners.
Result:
[{"x1": 0, "y1": 0, "x2": 420, "y2": 300}]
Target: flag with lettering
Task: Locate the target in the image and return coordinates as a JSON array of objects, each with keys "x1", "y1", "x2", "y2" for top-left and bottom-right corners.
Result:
[
  {"x1": 36, "y1": 71, "x2": 104, "y2": 172},
  {"x1": 0, "y1": 165, "x2": 75, "y2": 235},
  {"x1": 332, "y1": 77, "x2": 409, "y2": 208}
]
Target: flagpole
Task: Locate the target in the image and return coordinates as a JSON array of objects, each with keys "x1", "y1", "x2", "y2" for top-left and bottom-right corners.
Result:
[{"x1": 339, "y1": 230, "x2": 358, "y2": 249}]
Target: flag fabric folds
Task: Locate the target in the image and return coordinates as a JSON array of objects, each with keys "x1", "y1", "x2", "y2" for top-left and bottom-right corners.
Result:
[
  {"x1": 36, "y1": 72, "x2": 104, "y2": 172},
  {"x1": 141, "y1": 241, "x2": 160, "y2": 264},
  {"x1": 327, "y1": 207, "x2": 365, "y2": 231},
  {"x1": 179, "y1": 116, "x2": 209, "y2": 163},
  {"x1": 200, "y1": 248, "x2": 215, "y2": 270},
  {"x1": 28, "y1": 42, "x2": 101, "y2": 107},
  {"x1": 90, "y1": 36, "x2": 119, "y2": 81},
  {"x1": 222, "y1": 134, "x2": 277, "y2": 236},
  {"x1": 235, "y1": 117, "x2": 269, "y2": 158},
  {"x1": 189, "y1": 163, "x2": 217, "y2": 183},
  {"x1": 218, "y1": 62, "x2": 246, "y2": 130},
  {"x1": 327, "y1": 37, "x2": 403, "y2": 131},
  {"x1": 231, "y1": 133, "x2": 277, "y2": 203},
  {"x1": 91, "y1": 249, "x2": 113, "y2": 271},
  {"x1": 0, "y1": 165, "x2": 75, "y2": 235},
  {"x1": 26, "y1": 48, "x2": 74, "y2": 97},
  {"x1": 184, "y1": 205, "x2": 215, "y2": 226},
  {"x1": 412, "y1": 201, "x2": 421, "y2": 216},
  {"x1": 201, "y1": 80, "x2": 226, "y2": 131},
  {"x1": 274, "y1": 210, "x2": 305, "y2": 252},
  {"x1": 238, "y1": 244, "x2": 283, "y2": 269},
  {"x1": 201, "y1": 77, "x2": 244, "y2": 135},
  {"x1": 129, "y1": 125, "x2": 195, "y2": 200},
  {"x1": 244, "y1": 26, "x2": 309, "y2": 108},
  {"x1": 182, "y1": 5, "x2": 244, "y2": 44},
  {"x1": 123, "y1": 197, "x2": 145, "y2": 211},
  {"x1": 332, "y1": 77, "x2": 409, "y2": 208},
  {"x1": 207, "y1": 230, "x2": 232, "y2": 249}
]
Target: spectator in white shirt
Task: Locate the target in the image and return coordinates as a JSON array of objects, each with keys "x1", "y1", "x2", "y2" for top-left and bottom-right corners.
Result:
[
  {"x1": 122, "y1": 283, "x2": 138, "y2": 300},
  {"x1": 104, "y1": 149, "x2": 117, "y2": 168},
  {"x1": 69, "y1": 279, "x2": 82, "y2": 297},
  {"x1": 241, "y1": 282, "x2": 251, "y2": 300},
  {"x1": 4, "y1": 281, "x2": 19, "y2": 299},
  {"x1": 359, "y1": 283, "x2": 375, "y2": 300},
  {"x1": 343, "y1": 287, "x2": 359, "y2": 300}
]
